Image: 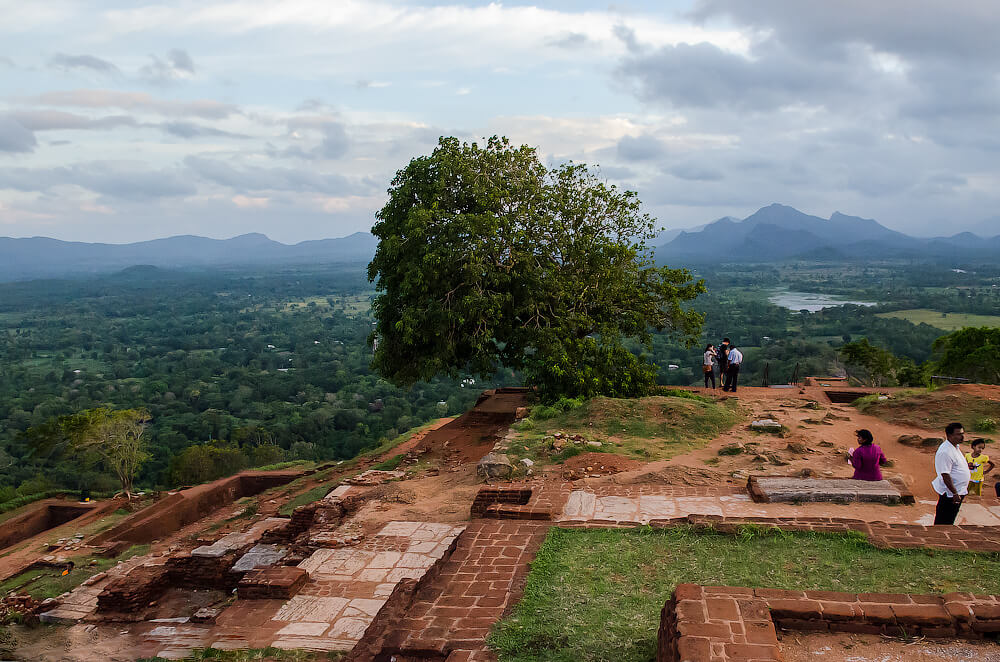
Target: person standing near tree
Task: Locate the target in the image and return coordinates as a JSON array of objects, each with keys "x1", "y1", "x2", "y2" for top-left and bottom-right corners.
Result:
[
  {"x1": 724, "y1": 343, "x2": 743, "y2": 393},
  {"x1": 932, "y1": 422, "x2": 971, "y2": 525},
  {"x1": 717, "y1": 338, "x2": 731, "y2": 390},
  {"x1": 703, "y1": 344, "x2": 717, "y2": 389}
]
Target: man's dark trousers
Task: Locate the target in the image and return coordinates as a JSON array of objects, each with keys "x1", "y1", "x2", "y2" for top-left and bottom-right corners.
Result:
[
  {"x1": 725, "y1": 364, "x2": 740, "y2": 392},
  {"x1": 934, "y1": 493, "x2": 962, "y2": 525}
]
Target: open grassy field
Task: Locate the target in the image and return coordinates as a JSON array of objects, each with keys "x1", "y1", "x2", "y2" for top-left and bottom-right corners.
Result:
[
  {"x1": 876, "y1": 308, "x2": 1000, "y2": 330},
  {"x1": 489, "y1": 526, "x2": 1000, "y2": 662},
  {"x1": 279, "y1": 294, "x2": 371, "y2": 316},
  {"x1": 508, "y1": 393, "x2": 743, "y2": 468}
]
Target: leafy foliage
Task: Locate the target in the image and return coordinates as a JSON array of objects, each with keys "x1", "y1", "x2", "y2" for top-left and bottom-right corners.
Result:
[
  {"x1": 839, "y1": 338, "x2": 909, "y2": 387},
  {"x1": 27, "y1": 407, "x2": 150, "y2": 498},
  {"x1": 369, "y1": 136, "x2": 705, "y2": 400},
  {"x1": 932, "y1": 326, "x2": 1000, "y2": 384}
]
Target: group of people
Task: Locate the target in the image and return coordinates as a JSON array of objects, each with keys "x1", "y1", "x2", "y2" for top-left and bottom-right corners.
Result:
[
  {"x1": 846, "y1": 421, "x2": 994, "y2": 525},
  {"x1": 702, "y1": 338, "x2": 743, "y2": 392}
]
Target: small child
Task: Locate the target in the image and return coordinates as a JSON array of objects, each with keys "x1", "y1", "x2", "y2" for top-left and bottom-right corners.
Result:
[{"x1": 966, "y1": 439, "x2": 994, "y2": 497}]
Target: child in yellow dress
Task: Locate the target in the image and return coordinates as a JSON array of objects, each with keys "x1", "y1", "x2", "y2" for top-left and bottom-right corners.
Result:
[{"x1": 965, "y1": 439, "x2": 994, "y2": 496}]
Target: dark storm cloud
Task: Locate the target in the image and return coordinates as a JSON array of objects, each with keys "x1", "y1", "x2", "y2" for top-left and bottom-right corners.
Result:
[
  {"x1": 0, "y1": 117, "x2": 37, "y2": 152},
  {"x1": 0, "y1": 162, "x2": 196, "y2": 199},
  {"x1": 184, "y1": 155, "x2": 362, "y2": 195},
  {"x1": 618, "y1": 40, "x2": 874, "y2": 110},
  {"x1": 690, "y1": 1, "x2": 1000, "y2": 62},
  {"x1": 48, "y1": 53, "x2": 121, "y2": 76}
]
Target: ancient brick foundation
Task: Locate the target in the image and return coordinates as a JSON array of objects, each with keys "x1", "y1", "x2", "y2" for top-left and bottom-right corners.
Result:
[
  {"x1": 469, "y1": 487, "x2": 532, "y2": 518},
  {"x1": 237, "y1": 567, "x2": 308, "y2": 600},
  {"x1": 91, "y1": 471, "x2": 299, "y2": 547},
  {"x1": 658, "y1": 583, "x2": 1000, "y2": 662},
  {"x1": 0, "y1": 502, "x2": 95, "y2": 551},
  {"x1": 96, "y1": 566, "x2": 171, "y2": 614}
]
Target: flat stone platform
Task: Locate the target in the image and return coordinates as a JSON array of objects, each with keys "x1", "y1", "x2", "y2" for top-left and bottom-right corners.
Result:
[{"x1": 748, "y1": 477, "x2": 914, "y2": 504}]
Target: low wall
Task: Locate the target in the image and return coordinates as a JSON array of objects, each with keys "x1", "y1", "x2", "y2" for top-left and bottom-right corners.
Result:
[
  {"x1": 91, "y1": 471, "x2": 299, "y2": 546},
  {"x1": 0, "y1": 502, "x2": 96, "y2": 551},
  {"x1": 658, "y1": 583, "x2": 1000, "y2": 662}
]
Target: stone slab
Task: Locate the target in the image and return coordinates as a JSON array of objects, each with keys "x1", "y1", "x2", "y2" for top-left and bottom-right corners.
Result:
[
  {"x1": 749, "y1": 477, "x2": 907, "y2": 504},
  {"x1": 232, "y1": 544, "x2": 287, "y2": 572}
]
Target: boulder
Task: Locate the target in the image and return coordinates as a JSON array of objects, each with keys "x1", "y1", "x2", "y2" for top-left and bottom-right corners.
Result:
[
  {"x1": 477, "y1": 453, "x2": 514, "y2": 481},
  {"x1": 898, "y1": 435, "x2": 943, "y2": 448},
  {"x1": 718, "y1": 443, "x2": 745, "y2": 456},
  {"x1": 751, "y1": 419, "x2": 784, "y2": 431}
]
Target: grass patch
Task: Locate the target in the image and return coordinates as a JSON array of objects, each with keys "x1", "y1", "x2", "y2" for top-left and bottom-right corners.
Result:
[
  {"x1": 855, "y1": 388, "x2": 999, "y2": 436},
  {"x1": 510, "y1": 395, "x2": 742, "y2": 467},
  {"x1": 489, "y1": 526, "x2": 1000, "y2": 662},
  {"x1": 252, "y1": 460, "x2": 313, "y2": 472},
  {"x1": 372, "y1": 454, "x2": 405, "y2": 471},
  {"x1": 138, "y1": 647, "x2": 343, "y2": 661},
  {"x1": 876, "y1": 309, "x2": 1000, "y2": 331},
  {"x1": 0, "y1": 544, "x2": 149, "y2": 600},
  {"x1": 278, "y1": 484, "x2": 331, "y2": 516}
]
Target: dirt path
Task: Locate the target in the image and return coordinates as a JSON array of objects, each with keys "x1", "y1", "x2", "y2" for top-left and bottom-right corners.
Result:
[{"x1": 607, "y1": 386, "x2": 995, "y2": 502}]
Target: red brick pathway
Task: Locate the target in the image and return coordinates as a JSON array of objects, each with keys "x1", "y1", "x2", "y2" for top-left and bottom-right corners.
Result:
[{"x1": 384, "y1": 519, "x2": 550, "y2": 659}]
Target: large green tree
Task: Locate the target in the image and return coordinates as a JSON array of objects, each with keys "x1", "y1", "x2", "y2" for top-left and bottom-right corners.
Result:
[
  {"x1": 368, "y1": 136, "x2": 705, "y2": 399},
  {"x1": 932, "y1": 327, "x2": 1000, "y2": 384},
  {"x1": 28, "y1": 407, "x2": 151, "y2": 499}
]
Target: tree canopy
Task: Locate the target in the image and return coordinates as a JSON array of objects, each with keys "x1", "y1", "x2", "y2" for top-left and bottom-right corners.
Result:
[
  {"x1": 368, "y1": 136, "x2": 705, "y2": 399},
  {"x1": 28, "y1": 407, "x2": 150, "y2": 498},
  {"x1": 932, "y1": 327, "x2": 1000, "y2": 384}
]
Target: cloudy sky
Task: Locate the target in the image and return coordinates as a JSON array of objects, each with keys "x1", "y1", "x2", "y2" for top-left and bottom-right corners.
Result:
[{"x1": 1, "y1": 0, "x2": 998, "y2": 243}]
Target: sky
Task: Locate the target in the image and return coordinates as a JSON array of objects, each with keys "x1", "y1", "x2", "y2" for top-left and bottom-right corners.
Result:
[{"x1": 1, "y1": 0, "x2": 999, "y2": 243}]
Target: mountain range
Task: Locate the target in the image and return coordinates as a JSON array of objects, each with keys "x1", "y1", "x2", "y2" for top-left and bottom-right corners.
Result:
[
  {"x1": 1, "y1": 204, "x2": 997, "y2": 281},
  {"x1": 0, "y1": 231, "x2": 379, "y2": 281},
  {"x1": 656, "y1": 204, "x2": 1000, "y2": 262}
]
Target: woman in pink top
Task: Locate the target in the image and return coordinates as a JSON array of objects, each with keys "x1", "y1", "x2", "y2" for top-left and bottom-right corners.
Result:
[{"x1": 847, "y1": 429, "x2": 888, "y2": 481}]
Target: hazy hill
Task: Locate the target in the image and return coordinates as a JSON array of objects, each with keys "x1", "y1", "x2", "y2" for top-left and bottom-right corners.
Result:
[
  {"x1": 0, "y1": 231, "x2": 379, "y2": 281},
  {"x1": 657, "y1": 204, "x2": 1000, "y2": 262}
]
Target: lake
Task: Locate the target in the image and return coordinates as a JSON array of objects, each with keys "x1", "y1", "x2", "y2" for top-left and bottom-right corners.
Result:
[{"x1": 769, "y1": 290, "x2": 876, "y2": 312}]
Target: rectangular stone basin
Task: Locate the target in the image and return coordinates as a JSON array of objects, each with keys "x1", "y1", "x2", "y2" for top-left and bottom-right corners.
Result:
[{"x1": 748, "y1": 477, "x2": 913, "y2": 504}]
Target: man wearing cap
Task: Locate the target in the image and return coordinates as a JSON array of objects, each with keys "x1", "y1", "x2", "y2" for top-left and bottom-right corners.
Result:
[{"x1": 932, "y1": 422, "x2": 971, "y2": 525}]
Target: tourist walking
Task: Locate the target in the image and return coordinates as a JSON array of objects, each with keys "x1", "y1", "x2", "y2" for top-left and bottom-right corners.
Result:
[
  {"x1": 847, "y1": 429, "x2": 887, "y2": 481},
  {"x1": 932, "y1": 422, "x2": 971, "y2": 525},
  {"x1": 703, "y1": 344, "x2": 717, "y2": 389},
  {"x1": 717, "y1": 338, "x2": 731, "y2": 390},
  {"x1": 723, "y1": 344, "x2": 743, "y2": 392}
]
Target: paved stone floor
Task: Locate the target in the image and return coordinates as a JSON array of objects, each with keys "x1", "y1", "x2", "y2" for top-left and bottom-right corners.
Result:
[
  {"x1": 146, "y1": 521, "x2": 465, "y2": 658},
  {"x1": 558, "y1": 490, "x2": 1000, "y2": 526}
]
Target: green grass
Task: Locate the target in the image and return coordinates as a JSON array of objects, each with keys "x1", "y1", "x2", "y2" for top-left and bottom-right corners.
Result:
[
  {"x1": 0, "y1": 544, "x2": 149, "y2": 600},
  {"x1": 509, "y1": 395, "x2": 742, "y2": 467},
  {"x1": 855, "y1": 388, "x2": 999, "y2": 437},
  {"x1": 372, "y1": 453, "x2": 405, "y2": 471},
  {"x1": 278, "y1": 484, "x2": 331, "y2": 516},
  {"x1": 138, "y1": 647, "x2": 343, "y2": 661},
  {"x1": 489, "y1": 526, "x2": 1000, "y2": 662},
  {"x1": 876, "y1": 309, "x2": 1000, "y2": 331}
]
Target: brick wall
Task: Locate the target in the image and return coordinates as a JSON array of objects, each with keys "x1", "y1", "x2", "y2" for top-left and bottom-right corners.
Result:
[{"x1": 659, "y1": 584, "x2": 1000, "y2": 662}]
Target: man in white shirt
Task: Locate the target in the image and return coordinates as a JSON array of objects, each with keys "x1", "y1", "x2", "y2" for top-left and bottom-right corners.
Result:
[
  {"x1": 723, "y1": 345, "x2": 743, "y2": 393},
  {"x1": 932, "y1": 422, "x2": 971, "y2": 525}
]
